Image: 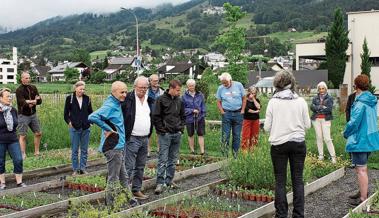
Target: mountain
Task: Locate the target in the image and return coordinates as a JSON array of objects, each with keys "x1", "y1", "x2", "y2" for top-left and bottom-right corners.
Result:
[
  {"x1": 0, "y1": 0, "x2": 378, "y2": 62},
  {"x1": 0, "y1": 26, "x2": 8, "y2": 34}
]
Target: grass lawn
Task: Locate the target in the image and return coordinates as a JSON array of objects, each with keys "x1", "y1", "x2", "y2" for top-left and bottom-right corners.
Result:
[
  {"x1": 90, "y1": 50, "x2": 109, "y2": 61},
  {"x1": 267, "y1": 31, "x2": 327, "y2": 43}
]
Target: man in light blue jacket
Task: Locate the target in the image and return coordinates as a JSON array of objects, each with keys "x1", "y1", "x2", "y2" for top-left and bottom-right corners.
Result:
[
  {"x1": 344, "y1": 74, "x2": 379, "y2": 206},
  {"x1": 88, "y1": 81, "x2": 129, "y2": 206}
]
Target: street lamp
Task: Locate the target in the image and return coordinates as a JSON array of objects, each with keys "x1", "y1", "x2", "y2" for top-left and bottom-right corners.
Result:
[{"x1": 120, "y1": 7, "x2": 140, "y2": 67}]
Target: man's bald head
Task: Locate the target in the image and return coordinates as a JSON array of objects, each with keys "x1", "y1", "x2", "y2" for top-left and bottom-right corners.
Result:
[
  {"x1": 111, "y1": 81, "x2": 127, "y2": 102},
  {"x1": 21, "y1": 72, "x2": 31, "y2": 85}
]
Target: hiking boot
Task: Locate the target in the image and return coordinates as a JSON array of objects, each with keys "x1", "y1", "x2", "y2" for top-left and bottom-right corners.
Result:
[
  {"x1": 17, "y1": 183, "x2": 27, "y2": 188},
  {"x1": 0, "y1": 183, "x2": 6, "y2": 190},
  {"x1": 167, "y1": 182, "x2": 180, "y2": 189},
  {"x1": 348, "y1": 198, "x2": 363, "y2": 206},
  {"x1": 155, "y1": 184, "x2": 164, "y2": 195},
  {"x1": 133, "y1": 191, "x2": 149, "y2": 200}
]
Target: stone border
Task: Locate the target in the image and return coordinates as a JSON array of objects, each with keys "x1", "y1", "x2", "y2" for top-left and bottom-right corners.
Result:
[
  {"x1": 1, "y1": 160, "x2": 225, "y2": 218},
  {"x1": 118, "y1": 167, "x2": 345, "y2": 218},
  {"x1": 342, "y1": 192, "x2": 378, "y2": 218}
]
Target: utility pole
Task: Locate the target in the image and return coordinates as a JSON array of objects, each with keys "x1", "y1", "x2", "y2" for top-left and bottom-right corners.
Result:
[{"x1": 121, "y1": 7, "x2": 141, "y2": 72}]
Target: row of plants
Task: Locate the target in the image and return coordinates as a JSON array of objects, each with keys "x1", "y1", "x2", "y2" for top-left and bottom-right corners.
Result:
[
  {"x1": 0, "y1": 192, "x2": 64, "y2": 212},
  {"x1": 66, "y1": 175, "x2": 106, "y2": 192},
  {"x1": 68, "y1": 185, "x2": 133, "y2": 217},
  {"x1": 212, "y1": 183, "x2": 274, "y2": 202},
  {"x1": 148, "y1": 195, "x2": 251, "y2": 218},
  {"x1": 5, "y1": 147, "x2": 102, "y2": 173},
  {"x1": 223, "y1": 133, "x2": 349, "y2": 193}
]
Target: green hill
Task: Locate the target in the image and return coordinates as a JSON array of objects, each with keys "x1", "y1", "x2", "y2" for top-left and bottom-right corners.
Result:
[{"x1": 0, "y1": 0, "x2": 378, "y2": 62}]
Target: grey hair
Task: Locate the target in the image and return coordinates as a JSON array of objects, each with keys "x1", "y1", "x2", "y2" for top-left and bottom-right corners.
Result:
[
  {"x1": 149, "y1": 74, "x2": 159, "y2": 80},
  {"x1": 134, "y1": 76, "x2": 149, "y2": 86},
  {"x1": 317, "y1": 81, "x2": 328, "y2": 91},
  {"x1": 273, "y1": 70, "x2": 296, "y2": 91},
  {"x1": 73, "y1": 81, "x2": 85, "y2": 90},
  {"x1": 218, "y1": 72, "x2": 232, "y2": 81},
  {"x1": 186, "y1": 79, "x2": 196, "y2": 86}
]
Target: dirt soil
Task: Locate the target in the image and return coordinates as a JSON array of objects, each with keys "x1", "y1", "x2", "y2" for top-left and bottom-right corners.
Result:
[{"x1": 286, "y1": 168, "x2": 379, "y2": 218}]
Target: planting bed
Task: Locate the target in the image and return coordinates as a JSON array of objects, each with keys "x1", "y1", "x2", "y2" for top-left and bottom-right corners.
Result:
[
  {"x1": 287, "y1": 168, "x2": 379, "y2": 218},
  {"x1": 0, "y1": 191, "x2": 72, "y2": 216},
  {"x1": 149, "y1": 190, "x2": 266, "y2": 218},
  {"x1": 2, "y1": 159, "x2": 225, "y2": 217}
]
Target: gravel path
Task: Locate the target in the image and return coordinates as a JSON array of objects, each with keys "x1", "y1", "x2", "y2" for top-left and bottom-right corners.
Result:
[{"x1": 286, "y1": 168, "x2": 379, "y2": 218}]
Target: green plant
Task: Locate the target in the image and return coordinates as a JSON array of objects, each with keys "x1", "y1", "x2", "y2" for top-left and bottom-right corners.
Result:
[
  {"x1": 0, "y1": 192, "x2": 62, "y2": 209},
  {"x1": 67, "y1": 175, "x2": 107, "y2": 189}
]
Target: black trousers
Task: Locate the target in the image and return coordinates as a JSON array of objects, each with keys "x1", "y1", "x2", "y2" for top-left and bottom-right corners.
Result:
[{"x1": 271, "y1": 141, "x2": 306, "y2": 218}]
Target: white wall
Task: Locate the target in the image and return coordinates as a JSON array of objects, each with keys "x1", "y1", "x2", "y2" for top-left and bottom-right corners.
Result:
[{"x1": 344, "y1": 11, "x2": 379, "y2": 94}]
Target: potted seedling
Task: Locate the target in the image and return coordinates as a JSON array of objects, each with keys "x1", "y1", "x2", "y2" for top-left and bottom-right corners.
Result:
[{"x1": 267, "y1": 190, "x2": 274, "y2": 202}]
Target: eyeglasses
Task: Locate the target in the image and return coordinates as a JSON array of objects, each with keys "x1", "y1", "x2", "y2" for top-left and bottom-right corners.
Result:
[{"x1": 136, "y1": 86, "x2": 148, "y2": 90}]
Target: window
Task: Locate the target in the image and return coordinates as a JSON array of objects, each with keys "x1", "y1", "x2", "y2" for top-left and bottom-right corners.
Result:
[
  {"x1": 7, "y1": 68, "x2": 14, "y2": 72},
  {"x1": 0, "y1": 68, "x2": 2, "y2": 72},
  {"x1": 7, "y1": 75, "x2": 14, "y2": 79},
  {"x1": 369, "y1": 57, "x2": 379, "y2": 67},
  {"x1": 0, "y1": 75, "x2": 3, "y2": 79}
]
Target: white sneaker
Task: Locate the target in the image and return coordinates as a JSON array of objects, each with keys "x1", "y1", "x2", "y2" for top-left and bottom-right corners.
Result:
[
  {"x1": 318, "y1": 156, "x2": 324, "y2": 161},
  {"x1": 331, "y1": 157, "x2": 337, "y2": 164}
]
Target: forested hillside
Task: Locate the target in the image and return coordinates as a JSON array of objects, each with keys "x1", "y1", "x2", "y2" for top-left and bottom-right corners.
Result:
[{"x1": 0, "y1": 0, "x2": 377, "y2": 61}]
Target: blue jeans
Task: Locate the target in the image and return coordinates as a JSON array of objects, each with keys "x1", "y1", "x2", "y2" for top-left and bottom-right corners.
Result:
[
  {"x1": 124, "y1": 135, "x2": 148, "y2": 192},
  {"x1": 271, "y1": 141, "x2": 306, "y2": 218},
  {"x1": 156, "y1": 132, "x2": 181, "y2": 185},
  {"x1": 0, "y1": 141, "x2": 23, "y2": 174},
  {"x1": 69, "y1": 128, "x2": 90, "y2": 171},
  {"x1": 221, "y1": 111, "x2": 243, "y2": 153}
]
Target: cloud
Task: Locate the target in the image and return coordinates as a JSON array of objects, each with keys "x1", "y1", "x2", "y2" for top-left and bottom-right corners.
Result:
[{"x1": 0, "y1": 0, "x2": 190, "y2": 29}]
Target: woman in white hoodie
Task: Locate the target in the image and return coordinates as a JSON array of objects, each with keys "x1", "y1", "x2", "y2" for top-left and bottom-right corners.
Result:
[{"x1": 264, "y1": 70, "x2": 311, "y2": 218}]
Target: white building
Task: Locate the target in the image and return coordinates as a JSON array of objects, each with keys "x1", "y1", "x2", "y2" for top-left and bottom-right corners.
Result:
[
  {"x1": 0, "y1": 47, "x2": 17, "y2": 84},
  {"x1": 296, "y1": 10, "x2": 379, "y2": 94},
  {"x1": 48, "y1": 62, "x2": 89, "y2": 81}
]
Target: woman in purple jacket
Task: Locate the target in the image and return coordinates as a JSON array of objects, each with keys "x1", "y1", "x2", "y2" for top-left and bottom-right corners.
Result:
[{"x1": 182, "y1": 79, "x2": 206, "y2": 155}]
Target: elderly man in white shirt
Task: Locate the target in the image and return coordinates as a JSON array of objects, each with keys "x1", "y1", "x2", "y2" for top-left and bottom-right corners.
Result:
[{"x1": 122, "y1": 76, "x2": 155, "y2": 200}]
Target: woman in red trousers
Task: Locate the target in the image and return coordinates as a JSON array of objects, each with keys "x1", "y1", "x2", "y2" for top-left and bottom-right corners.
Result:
[{"x1": 241, "y1": 86, "x2": 260, "y2": 152}]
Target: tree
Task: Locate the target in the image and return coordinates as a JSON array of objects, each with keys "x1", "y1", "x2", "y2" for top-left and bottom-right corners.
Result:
[
  {"x1": 214, "y1": 3, "x2": 248, "y2": 86},
  {"x1": 70, "y1": 49, "x2": 91, "y2": 67},
  {"x1": 325, "y1": 8, "x2": 349, "y2": 87},
  {"x1": 89, "y1": 71, "x2": 106, "y2": 84},
  {"x1": 360, "y1": 38, "x2": 375, "y2": 93},
  {"x1": 64, "y1": 68, "x2": 80, "y2": 82}
]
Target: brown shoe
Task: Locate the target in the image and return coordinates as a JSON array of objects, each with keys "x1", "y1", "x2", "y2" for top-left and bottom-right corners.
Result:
[{"x1": 133, "y1": 191, "x2": 149, "y2": 200}]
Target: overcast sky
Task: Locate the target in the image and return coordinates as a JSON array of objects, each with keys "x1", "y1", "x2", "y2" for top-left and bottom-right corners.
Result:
[{"x1": 1, "y1": 0, "x2": 190, "y2": 29}]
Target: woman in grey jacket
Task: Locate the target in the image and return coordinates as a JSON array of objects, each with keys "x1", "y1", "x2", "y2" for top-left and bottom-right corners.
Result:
[{"x1": 310, "y1": 81, "x2": 336, "y2": 163}]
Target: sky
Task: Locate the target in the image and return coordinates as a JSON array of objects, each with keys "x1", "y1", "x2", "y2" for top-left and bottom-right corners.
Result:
[{"x1": 0, "y1": 0, "x2": 190, "y2": 29}]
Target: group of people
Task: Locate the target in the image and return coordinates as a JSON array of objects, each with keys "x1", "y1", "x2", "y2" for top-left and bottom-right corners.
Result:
[
  {"x1": 1, "y1": 69, "x2": 378, "y2": 217},
  {"x1": 84, "y1": 75, "x2": 206, "y2": 204},
  {"x1": 0, "y1": 72, "x2": 42, "y2": 190},
  {"x1": 263, "y1": 71, "x2": 379, "y2": 218}
]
